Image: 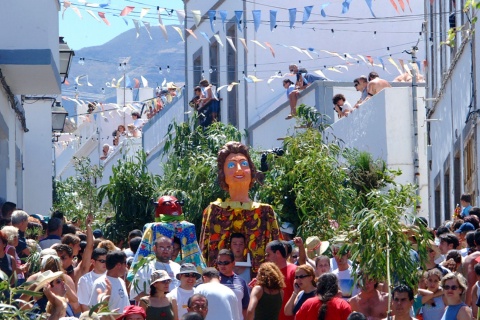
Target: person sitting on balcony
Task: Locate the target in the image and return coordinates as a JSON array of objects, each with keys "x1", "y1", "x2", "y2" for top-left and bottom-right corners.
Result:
[
  {"x1": 100, "y1": 144, "x2": 113, "y2": 160},
  {"x1": 131, "y1": 111, "x2": 146, "y2": 130},
  {"x1": 353, "y1": 76, "x2": 368, "y2": 108},
  {"x1": 361, "y1": 72, "x2": 391, "y2": 104},
  {"x1": 283, "y1": 79, "x2": 299, "y2": 120},
  {"x1": 127, "y1": 124, "x2": 142, "y2": 138},
  {"x1": 199, "y1": 80, "x2": 220, "y2": 122},
  {"x1": 288, "y1": 64, "x2": 328, "y2": 91},
  {"x1": 332, "y1": 94, "x2": 353, "y2": 119}
]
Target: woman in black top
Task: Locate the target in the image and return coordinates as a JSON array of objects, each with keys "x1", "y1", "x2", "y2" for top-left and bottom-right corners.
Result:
[{"x1": 284, "y1": 264, "x2": 317, "y2": 316}]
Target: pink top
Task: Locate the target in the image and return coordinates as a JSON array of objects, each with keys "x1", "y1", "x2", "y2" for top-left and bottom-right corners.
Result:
[{"x1": 5, "y1": 244, "x2": 24, "y2": 279}]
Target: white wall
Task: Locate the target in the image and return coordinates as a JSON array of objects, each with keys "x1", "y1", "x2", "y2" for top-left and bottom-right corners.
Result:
[{"x1": 23, "y1": 101, "x2": 53, "y2": 215}]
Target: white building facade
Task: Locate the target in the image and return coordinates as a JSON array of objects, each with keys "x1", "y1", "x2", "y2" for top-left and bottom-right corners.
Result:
[
  {"x1": 0, "y1": 0, "x2": 63, "y2": 215},
  {"x1": 425, "y1": 0, "x2": 480, "y2": 226}
]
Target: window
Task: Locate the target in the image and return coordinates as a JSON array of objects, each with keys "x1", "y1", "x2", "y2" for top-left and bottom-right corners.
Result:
[
  {"x1": 209, "y1": 39, "x2": 219, "y2": 86},
  {"x1": 444, "y1": 168, "x2": 451, "y2": 220},
  {"x1": 454, "y1": 152, "x2": 461, "y2": 206},
  {"x1": 435, "y1": 180, "x2": 441, "y2": 226},
  {"x1": 464, "y1": 135, "x2": 476, "y2": 204},
  {"x1": 226, "y1": 22, "x2": 238, "y2": 127},
  {"x1": 193, "y1": 48, "x2": 203, "y2": 89}
]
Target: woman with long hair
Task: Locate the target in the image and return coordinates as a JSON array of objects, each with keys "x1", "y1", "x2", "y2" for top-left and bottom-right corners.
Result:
[
  {"x1": 296, "y1": 273, "x2": 352, "y2": 320},
  {"x1": 0, "y1": 230, "x2": 17, "y2": 286},
  {"x1": 246, "y1": 262, "x2": 285, "y2": 320},
  {"x1": 441, "y1": 273, "x2": 472, "y2": 320},
  {"x1": 284, "y1": 264, "x2": 317, "y2": 316},
  {"x1": 139, "y1": 270, "x2": 178, "y2": 320}
]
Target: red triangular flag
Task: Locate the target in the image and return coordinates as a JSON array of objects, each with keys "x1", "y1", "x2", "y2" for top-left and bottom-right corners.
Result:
[
  {"x1": 120, "y1": 6, "x2": 135, "y2": 17},
  {"x1": 366, "y1": 55, "x2": 374, "y2": 66},
  {"x1": 389, "y1": 0, "x2": 399, "y2": 13},
  {"x1": 98, "y1": 12, "x2": 110, "y2": 25}
]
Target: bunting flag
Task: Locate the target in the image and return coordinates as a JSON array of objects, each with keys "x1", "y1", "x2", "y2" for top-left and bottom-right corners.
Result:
[
  {"x1": 389, "y1": 0, "x2": 399, "y2": 13},
  {"x1": 365, "y1": 55, "x2": 374, "y2": 66},
  {"x1": 140, "y1": 76, "x2": 148, "y2": 88},
  {"x1": 219, "y1": 10, "x2": 228, "y2": 31},
  {"x1": 125, "y1": 75, "x2": 132, "y2": 88},
  {"x1": 159, "y1": 24, "x2": 168, "y2": 40},
  {"x1": 186, "y1": 28, "x2": 197, "y2": 39},
  {"x1": 406, "y1": 0, "x2": 413, "y2": 12},
  {"x1": 247, "y1": 75, "x2": 263, "y2": 82},
  {"x1": 86, "y1": 3, "x2": 99, "y2": 8},
  {"x1": 302, "y1": 6, "x2": 313, "y2": 24},
  {"x1": 364, "y1": 0, "x2": 376, "y2": 17},
  {"x1": 71, "y1": 6, "x2": 82, "y2": 18},
  {"x1": 387, "y1": 57, "x2": 403, "y2": 75},
  {"x1": 322, "y1": 50, "x2": 346, "y2": 61},
  {"x1": 133, "y1": 19, "x2": 140, "y2": 38},
  {"x1": 217, "y1": 84, "x2": 228, "y2": 93},
  {"x1": 270, "y1": 10, "x2": 277, "y2": 31},
  {"x1": 302, "y1": 49, "x2": 313, "y2": 60},
  {"x1": 62, "y1": 1, "x2": 71, "y2": 19},
  {"x1": 342, "y1": 0, "x2": 353, "y2": 14},
  {"x1": 397, "y1": 0, "x2": 405, "y2": 11},
  {"x1": 120, "y1": 17, "x2": 129, "y2": 25},
  {"x1": 313, "y1": 70, "x2": 328, "y2": 79},
  {"x1": 200, "y1": 32, "x2": 211, "y2": 44},
  {"x1": 120, "y1": 6, "x2": 134, "y2": 16},
  {"x1": 176, "y1": 9, "x2": 185, "y2": 25},
  {"x1": 291, "y1": 46, "x2": 303, "y2": 53},
  {"x1": 357, "y1": 54, "x2": 368, "y2": 65},
  {"x1": 157, "y1": 7, "x2": 164, "y2": 24},
  {"x1": 64, "y1": 78, "x2": 70, "y2": 86},
  {"x1": 192, "y1": 10, "x2": 202, "y2": 27},
  {"x1": 228, "y1": 82, "x2": 239, "y2": 91},
  {"x1": 378, "y1": 57, "x2": 386, "y2": 70},
  {"x1": 226, "y1": 36, "x2": 237, "y2": 52},
  {"x1": 288, "y1": 8, "x2": 297, "y2": 29},
  {"x1": 98, "y1": 12, "x2": 110, "y2": 25},
  {"x1": 252, "y1": 10, "x2": 261, "y2": 32},
  {"x1": 86, "y1": 10, "x2": 101, "y2": 21},
  {"x1": 239, "y1": 38, "x2": 248, "y2": 53},
  {"x1": 213, "y1": 34, "x2": 224, "y2": 48},
  {"x1": 208, "y1": 10, "x2": 216, "y2": 33},
  {"x1": 327, "y1": 67, "x2": 342, "y2": 73},
  {"x1": 321, "y1": 3, "x2": 330, "y2": 17},
  {"x1": 265, "y1": 42, "x2": 275, "y2": 57},
  {"x1": 344, "y1": 53, "x2": 358, "y2": 61},
  {"x1": 335, "y1": 65, "x2": 348, "y2": 71},
  {"x1": 398, "y1": 59, "x2": 405, "y2": 72},
  {"x1": 116, "y1": 76, "x2": 124, "y2": 88},
  {"x1": 235, "y1": 11, "x2": 243, "y2": 32},
  {"x1": 251, "y1": 40, "x2": 266, "y2": 49},
  {"x1": 143, "y1": 21, "x2": 152, "y2": 40},
  {"x1": 243, "y1": 75, "x2": 253, "y2": 83},
  {"x1": 140, "y1": 8, "x2": 150, "y2": 19},
  {"x1": 172, "y1": 26, "x2": 184, "y2": 42}
]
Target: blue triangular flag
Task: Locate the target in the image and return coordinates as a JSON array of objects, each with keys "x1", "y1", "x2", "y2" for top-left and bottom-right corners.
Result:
[
  {"x1": 364, "y1": 0, "x2": 376, "y2": 17},
  {"x1": 125, "y1": 74, "x2": 132, "y2": 88},
  {"x1": 342, "y1": 0, "x2": 353, "y2": 14},
  {"x1": 321, "y1": 3, "x2": 330, "y2": 17},
  {"x1": 270, "y1": 10, "x2": 277, "y2": 31},
  {"x1": 208, "y1": 10, "x2": 216, "y2": 33},
  {"x1": 289, "y1": 8, "x2": 297, "y2": 29},
  {"x1": 252, "y1": 10, "x2": 261, "y2": 32},
  {"x1": 235, "y1": 10, "x2": 243, "y2": 32},
  {"x1": 219, "y1": 10, "x2": 227, "y2": 31},
  {"x1": 200, "y1": 31, "x2": 211, "y2": 44},
  {"x1": 302, "y1": 6, "x2": 313, "y2": 24},
  {"x1": 378, "y1": 57, "x2": 385, "y2": 70}
]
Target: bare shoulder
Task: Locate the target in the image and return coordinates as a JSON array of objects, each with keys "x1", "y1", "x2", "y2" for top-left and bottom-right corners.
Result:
[{"x1": 457, "y1": 305, "x2": 473, "y2": 320}]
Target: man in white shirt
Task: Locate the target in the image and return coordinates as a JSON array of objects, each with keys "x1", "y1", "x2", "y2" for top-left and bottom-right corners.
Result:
[
  {"x1": 331, "y1": 241, "x2": 359, "y2": 300},
  {"x1": 88, "y1": 250, "x2": 130, "y2": 313},
  {"x1": 195, "y1": 268, "x2": 240, "y2": 320},
  {"x1": 130, "y1": 236, "x2": 181, "y2": 302},
  {"x1": 77, "y1": 247, "x2": 108, "y2": 311},
  {"x1": 167, "y1": 263, "x2": 201, "y2": 318}
]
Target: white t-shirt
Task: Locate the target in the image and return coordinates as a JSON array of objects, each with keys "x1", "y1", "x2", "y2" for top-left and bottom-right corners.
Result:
[
  {"x1": 333, "y1": 267, "x2": 360, "y2": 300},
  {"x1": 89, "y1": 275, "x2": 129, "y2": 313},
  {"x1": 77, "y1": 270, "x2": 105, "y2": 306},
  {"x1": 195, "y1": 282, "x2": 241, "y2": 320},
  {"x1": 130, "y1": 260, "x2": 180, "y2": 299},
  {"x1": 167, "y1": 286, "x2": 195, "y2": 318}
]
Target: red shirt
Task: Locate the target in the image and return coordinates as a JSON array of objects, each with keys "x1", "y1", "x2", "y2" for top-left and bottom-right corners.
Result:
[
  {"x1": 295, "y1": 296, "x2": 352, "y2": 320},
  {"x1": 279, "y1": 263, "x2": 297, "y2": 320}
]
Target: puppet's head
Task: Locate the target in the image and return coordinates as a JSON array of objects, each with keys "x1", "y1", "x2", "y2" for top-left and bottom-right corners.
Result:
[
  {"x1": 154, "y1": 196, "x2": 183, "y2": 221},
  {"x1": 217, "y1": 141, "x2": 257, "y2": 192}
]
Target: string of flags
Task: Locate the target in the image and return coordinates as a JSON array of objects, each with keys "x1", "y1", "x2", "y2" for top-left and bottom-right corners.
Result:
[{"x1": 62, "y1": 1, "x2": 416, "y2": 34}]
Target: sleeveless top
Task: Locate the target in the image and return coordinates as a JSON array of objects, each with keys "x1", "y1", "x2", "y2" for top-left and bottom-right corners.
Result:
[
  {"x1": 254, "y1": 288, "x2": 282, "y2": 320},
  {"x1": 421, "y1": 295, "x2": 446, "y2": 320},
  {"x1": 293, "y1": 290, "x2": 316, "y2": 314},
  {"x1": 6, "y1": 244, "x2": 24, "y2": 279},
  {"x1": 441, "y1": 302, "x2": 468, "y2": 320},
  {"x1": 140, "y1": 297, "x2": 174, "y2": 320},
  {"x1": 0, "y1": 254, "x2": 13, "y2": 279}
]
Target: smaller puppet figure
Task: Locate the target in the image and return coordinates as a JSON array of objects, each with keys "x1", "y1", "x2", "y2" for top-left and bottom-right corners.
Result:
[{"x1": 128, "y1": 195, "x2": 205, "y2": 281}]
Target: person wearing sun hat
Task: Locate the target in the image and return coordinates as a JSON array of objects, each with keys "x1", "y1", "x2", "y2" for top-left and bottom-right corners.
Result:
[
  {"x1": 280, "y1": 222, "x2": 295, "y2": 241},
  {"x1": 118, "y1": 305, "x2": 146, "y2": 320},
  {"x1": 139, "y1": 269, "x2": 177, "y2": 320},
  {"x1": 167, "y1": 263, "x2": 201, "y2": 318}
]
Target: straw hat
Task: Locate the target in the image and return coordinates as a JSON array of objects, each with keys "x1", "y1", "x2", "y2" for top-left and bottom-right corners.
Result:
[
  {"x1": 34, "y1": 270, "x2": 64, "y2": 291},
  {"x1": 305, "y1": 236, "x2": 329, "y2": 259}
]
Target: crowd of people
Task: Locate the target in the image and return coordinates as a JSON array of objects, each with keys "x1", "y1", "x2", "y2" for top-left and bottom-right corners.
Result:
[{"x1": 189, "y1": 79, "x2": 220, "y2": 128}]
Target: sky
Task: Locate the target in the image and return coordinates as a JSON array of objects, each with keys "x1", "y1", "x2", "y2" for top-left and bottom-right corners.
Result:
[{"x1": 59, "y1": 0, "x2": 184, "y2": 50}]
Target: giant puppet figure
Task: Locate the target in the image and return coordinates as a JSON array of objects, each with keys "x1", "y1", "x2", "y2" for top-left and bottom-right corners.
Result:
[
  {"x1": 128, "y1": 195, "x2": 205, "y2": 280},
  {"x1": 200, "y1": 141, "x2": 281, "y2": 273}
]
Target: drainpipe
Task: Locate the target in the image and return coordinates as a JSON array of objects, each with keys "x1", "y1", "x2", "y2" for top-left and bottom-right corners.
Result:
[{"x1": 410, "y1": 45, "x2": 420, "y2": 209}]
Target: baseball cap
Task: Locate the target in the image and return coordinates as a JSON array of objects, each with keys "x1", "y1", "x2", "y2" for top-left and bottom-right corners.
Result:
[
  {"x1": 455, "y1": 222, "x2": 475, "y2": 234},
  {"x1": 93, "y1": 229, "x2": 103, "y2": 238}
]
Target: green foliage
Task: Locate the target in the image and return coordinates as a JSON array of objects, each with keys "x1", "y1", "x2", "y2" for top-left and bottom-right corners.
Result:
[
  {"x1": 158, "y1": 118, "x2": 243, "y2": 228},
  {"x1": 257, "y1": 105, "x2": 357, "y2": 239},
  {"x1": 98, "y1": 151, "x2": 158, "y2": 243},
  {"x1": 53, "y1": 157, "x2": 103, "y2": 228},
  {"x1": 441, "y1": 0, "x2": 478, "y2": 47}
]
